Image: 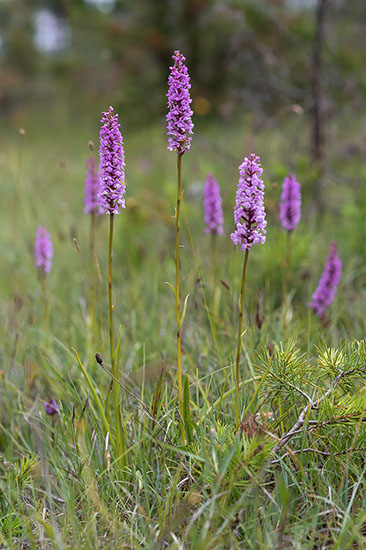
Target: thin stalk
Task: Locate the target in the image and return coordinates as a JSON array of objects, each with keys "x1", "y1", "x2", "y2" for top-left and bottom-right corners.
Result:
[
  {"x1": 282, "y1": 231, "x2": 292, "y2": 336},
  {"x1": 235, "y1": 249, "x2": 249, "y2": 430},
  {"x1": 89, "y1": 210, "x2": 96, "y2": 334},
  {"x1": 108, "y1": 214, "x2": 114, "y2": 377},
  {"x1": 108, "y1": 214, "x2": 123, "y2": 463},
  {"x1": 211, "y1": 233, "x2": 219, "y2": 314},
  {"x1": 211, "y1": 232, "x2": 217, "y2": 284},
  {"x1": 40, "y1": 274, "x2": 48, "y2": 332},
  {"x1": 176, "y1": 152, "x2": 185, "y2": 442},
  {"x1": 95, "y1": 255, "x2": 104, "y2": 349},
  {"x1": 283, "y1": 230, "x2": 291, "y2": 303}
]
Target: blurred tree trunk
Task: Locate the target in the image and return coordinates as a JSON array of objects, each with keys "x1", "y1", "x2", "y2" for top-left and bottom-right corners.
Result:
[
  {"x1": 311, "y1": 0, "x2": 329, "y2": 205},
  {"x1": 149, "y1": 0, "x2": 173, "y2": 71},
  {"x1": 182, "y1": 0, "x2": 208, "y2": 77}
]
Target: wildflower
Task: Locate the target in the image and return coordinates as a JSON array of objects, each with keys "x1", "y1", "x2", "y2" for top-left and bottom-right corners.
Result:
[
  {"x1": 43, "y1": 399, "x2": 59, "y2": 416},
  {"x1": 34, "y1": 225, "x2": 53, "y2": 274},
  {"x1": 231, "y1": 154, "x2": 267, "y2": 251},
  {"x1": 166, "y1": 51, "x2": 194, "y2": 439},
  {"x1": 308, "y1": 241, "x2": 342, "y2": 318},
  {"x1": 84, "y1": 157, "x2": 103, "y2": 215},
  {"x1": 203, "y1": 173, "x2": 224, "y2": 235},
  {"x1": 166, "y1": 50, "x2": 194, "y2": 155},
  {"x1": 279, "y1": 173, "x2": 301, "y2": 232},
  {"x1": 99, "y1": 107, "x2": 126, "y2": 459},
  {"x1": 98, "y1": 106, "x2": 126, "y2": 214}
]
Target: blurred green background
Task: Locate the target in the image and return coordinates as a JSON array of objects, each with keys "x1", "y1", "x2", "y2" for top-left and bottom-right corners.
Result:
[{"x1": 0, "y1": 0, "x2": 365, "y2": 130}]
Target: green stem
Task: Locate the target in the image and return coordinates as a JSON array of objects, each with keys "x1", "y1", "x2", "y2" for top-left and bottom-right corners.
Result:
[
  {"x1": 235, "y1": 249, "x2": 249, "y2": 430},
  {"x1": 95, "y1": 256, "x2": 104, "y2": 349},
  {"x1": 40, "y1": 274, "x2": 48, "y2": 332},
  {"x1": 211, "y1": 233, "x2": 219, "y2": 314},
  {"x1": 283, "y1": 230, "x2": 291, "y2": 303},
  {"x1": 176, "y1": 152, "x2": 185, "y2": 442},
  {"x1": 211, "y1": 232, "x2": 217, "y2": 284},
  {"x1": 108, "y1": 214, "x2": 123, "y2": 463},
  {"x1": 108, "y1": 214, "x2": 114, "y2": 376},
  {"x1": 89, "y1": 210, "x2": 96, "y2": 334}
]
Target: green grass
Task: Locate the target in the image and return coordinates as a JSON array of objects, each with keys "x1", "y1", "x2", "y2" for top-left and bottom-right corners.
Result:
[{"x1": 1, "y1": 107, "x2": 366, "y2": 548}]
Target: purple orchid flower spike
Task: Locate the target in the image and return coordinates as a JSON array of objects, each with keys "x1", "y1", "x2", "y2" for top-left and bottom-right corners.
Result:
[
  {"x1": 231, "y1": 153, "x2": 267, "y2": 251},
  {"x1": 35, "y1": 226, "x2": 53, "y2": 274},
  {"x1": 203, "y1": 173, "x2": 224, "y2": 235},
  {"x1": 279, "y1": 173, "x2": 301, "y2": 232},
  {"x1": 166, "y1": 50, "x2": 194, "y2": 155},
  {"x1": 308, "y1": 241, "x2": 342, "y2": 318},
  {"x1": 98, "y1": 106, "x2": 126, "y2": 215}
]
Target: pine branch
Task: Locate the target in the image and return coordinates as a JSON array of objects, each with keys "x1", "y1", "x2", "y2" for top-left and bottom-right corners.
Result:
[
  {"x1": 272, "y1": 366, "x2": 366, "y2": 456},
  {"x1": 272, "y1": 446, "x2": 366, "y2": 464}
]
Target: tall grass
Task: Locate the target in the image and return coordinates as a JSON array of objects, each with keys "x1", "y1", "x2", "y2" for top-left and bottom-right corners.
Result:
[{"x1": 1, "y1": 111, "x2": 366, "y2": 548}]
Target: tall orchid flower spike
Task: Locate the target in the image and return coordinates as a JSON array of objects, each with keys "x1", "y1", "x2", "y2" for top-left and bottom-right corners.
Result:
[
  {"x1": 98, "y1": 106, "x2": 126, "y2": 464},
  {"x1": 35, "y1": 225, "x2": 53, "y2": 274},
  {"x1": 231, "y1": 153, "x2": 267, "y2": 429},
  {"x1": 203, "y1": 173, "x2": 224, "y2": 235},
  {"x1": 279, "y1": 173, "x2": 301, "y2": 232},
  {"x1": 308, "y1": 241, "x2": 342, "y2": 319},
  {"x1": 166, "y1": 51, "x2": 194, "y2": 442}
]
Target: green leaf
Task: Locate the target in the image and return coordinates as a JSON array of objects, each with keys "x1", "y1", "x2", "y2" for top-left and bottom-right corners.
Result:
[
  {"x1": 178, "y1": 294, "x2": 190, "y2": 331},
  {"x1": 151, "y1": 367, "x2": 165, "y2": 418},
  {"x1": 217, "y1": 434, "x2": 241, "y2": 484},
  {"x1": 164, "y1": 281, "x2": 176, "y2": 295},
  {"x1": 183, "y1": 373, "x2": 194, "y2": 445},
  {"x1": 114, "y1": 324, "x2": 123, "y2": 364}
]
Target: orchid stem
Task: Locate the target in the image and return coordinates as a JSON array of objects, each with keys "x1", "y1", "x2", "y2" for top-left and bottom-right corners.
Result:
[
  {"x1": 108, "y1": 213, "x2": 123, "y2": 465},
  {"x1": 211, "y1": 233, "x2": 219, "y2": 313},
  {"x1": 235, "y1": 249, "x2": 249, "y2": 430},
  {"x1": 40, "y1": 274, "x2": 49, "y2": 333},
  {"x1": 176, "y1": 152, "x2": 185, "y2": 443},
  {"x1": 89, "y1": 210, "x2": 96, "y2": 336},
  {"x1": 283, "y1": 230, "x2": 291, "y2": 304}
]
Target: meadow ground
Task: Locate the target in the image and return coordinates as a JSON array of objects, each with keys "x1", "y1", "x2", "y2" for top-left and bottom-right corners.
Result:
[{"x1": 1, "y1": 106, "x2": 366, "y2": 548}]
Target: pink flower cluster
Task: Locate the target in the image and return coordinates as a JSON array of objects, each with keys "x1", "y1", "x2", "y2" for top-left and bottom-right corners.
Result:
[
  {"x1": 231, "y1": 154, "x2": 267, "y2": 252},
  {"x1": 166, "y1": 50, "x2": 194, "y2": 155},
  {"x1": 34, "y1": 225, "x2": 53, "y2": 274},
  {"x1": 203, "y1": 173, "x2": 224, "y2": 235}
]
